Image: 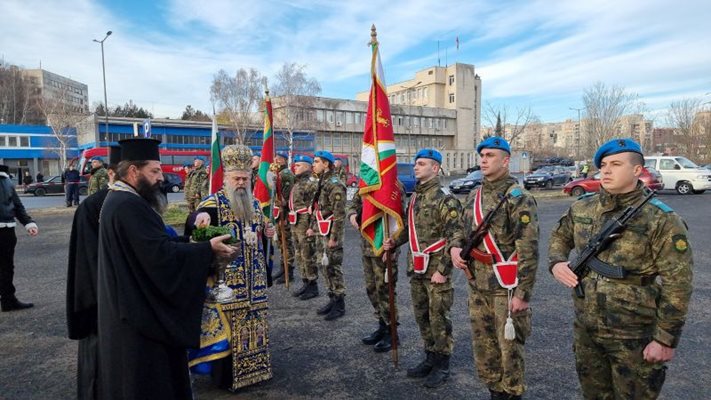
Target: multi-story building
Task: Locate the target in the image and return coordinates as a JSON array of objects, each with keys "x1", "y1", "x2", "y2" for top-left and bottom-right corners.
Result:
[
  {"x1": 0, "y1": 124, "x2": 79, "y2": 180},
  {"x1": 21, "y1": 68, "x2": 89, "y2": 123}
]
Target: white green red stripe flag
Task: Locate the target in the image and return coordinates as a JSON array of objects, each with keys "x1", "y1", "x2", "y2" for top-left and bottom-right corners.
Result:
[
  {"x1": 208, "y1": 115, "x2": 223, "y2": 194},
  {"x1": 358, "y1": 30, "x2": 404, "y2": 256},
  {"x1": 253, "y1": 94, "x2": 274, "y2": 217}
]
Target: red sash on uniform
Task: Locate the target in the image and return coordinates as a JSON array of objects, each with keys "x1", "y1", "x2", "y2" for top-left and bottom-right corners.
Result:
[
  {"x1": 314, "y1": 203, "x2": 334, "y2": 236},
  {"x1": 288, "y1": 186, "x2": 310, "y2": 225},
  {"x1": 408, "y1": 193, "x2": 446, "y2": 274},
  {"x1": 273, "y1": 206, "x2": 281, "y2": 220},
  {"x1": 473, "y1": 188, "x2": 518, "y2": 289}
]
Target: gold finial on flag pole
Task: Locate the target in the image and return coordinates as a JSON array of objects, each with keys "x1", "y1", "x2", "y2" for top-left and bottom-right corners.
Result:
[{"x1": 370, "y1": 24, "x2": 378, "y2": 46}]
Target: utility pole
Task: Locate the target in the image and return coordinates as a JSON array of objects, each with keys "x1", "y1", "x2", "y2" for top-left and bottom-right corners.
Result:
[
  {"x1": 569, "y1": 106, "x2": 584, "y2": 160},
  {"x1": 93, "y1": 30, "x2": 112, "y2": 143}
]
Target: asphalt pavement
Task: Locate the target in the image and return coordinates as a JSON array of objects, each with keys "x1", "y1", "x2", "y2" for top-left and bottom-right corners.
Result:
[{"x1": 0, "y1": 192, "x2": 709, "y2": 399}]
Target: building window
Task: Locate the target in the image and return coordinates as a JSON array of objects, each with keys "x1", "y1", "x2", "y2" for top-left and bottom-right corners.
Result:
[
  {"x1": 333, "y1": 135, "x2": 341, "y2": 150},
  {"x1": 449, "y1": 93, "x2": 455, "y2": 103},
  {"x1": 423, "y1": 87, "x2": 428, "y2": 99},
  {"x1": 443, "y1": 119, "x2": 447, "y2": 129},
  {"x1": 346, "y1": 112, "x2": 354, "y2": 124},
  {"x1": 413, "y1": 117, "x2": 419, "y2": 127},
  {"x1": 327, "y1": 111, "x2": 334, "y2": 123},
  {"x1": 8, "y1": 136, "x2": 18, "y2": 147},
  {"x1": 449, "y1": 75, "x2": 454, "y2": 85},
  {"x1": 20, "y1": 137, "x2": 30, "y2": 147},
  {"x1": 316, "y1": 110, "x2": 324, "y2": 122}
]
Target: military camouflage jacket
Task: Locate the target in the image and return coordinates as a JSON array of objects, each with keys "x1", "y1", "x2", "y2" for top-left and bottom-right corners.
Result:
[
  {"x1": 334, "y1": 165, "x2": 347, "y2": 184},
  {"x1": 451, "y1": 175, "x2": 539, "y2": 301},
  {"x1": 346, "y1": 182, "x2": 407, "y2": 257},
  {"x1": 274, "y1": 165, "x2": 295, "y2": 210},
  {"x1": 393, "y1": 177, "x2": 462, "y2": 277},
  {"x1": 88, "y1": 167, "x2": 109, "y2": 195},
  {"x1": 548, "y1": 183, "x2": 693, "y2": 347},
  {"x1": 290, "y1": 171, "x2": 317, "y2": 220},
  {"x1": 184, "y1": 169, "x2": 194, "y2": 198},
  {"x1": 187, "y1": 166, "x2": 208, "y2": 200},
  {"x1": 310, "y1": 170, "x2": 346, "y2": 243}
]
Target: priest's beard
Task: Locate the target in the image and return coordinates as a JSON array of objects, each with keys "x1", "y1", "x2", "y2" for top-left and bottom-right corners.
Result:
[
  {"x1": 136, "y1": 175, "x2": 168, "y2": 215},
  {"x1": 226, "y1": 185, "x2": 254, "y2": 222}
]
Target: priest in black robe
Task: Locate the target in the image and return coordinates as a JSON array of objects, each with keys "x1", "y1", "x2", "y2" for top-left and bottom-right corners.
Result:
[
  {"x1": 97, "y1": 138, "x2": 236, "y2": 400},
  {"x1": 66, "y1": 145, "x2": 121, "y2": 400}
]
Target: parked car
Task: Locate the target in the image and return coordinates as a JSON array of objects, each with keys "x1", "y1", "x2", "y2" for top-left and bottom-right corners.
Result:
[
  {"x1": 24, "y1": 175, "x2": 89, "y2": 196},
  {"x1": 449, "y1": 170, "x2": 483, "y2": 194},
  {"x1": 346, "y1": 172, "x2": 359, "y2": 188},
  {"x1": 465, "y1": 165, "x2": 481, "y2": 174},
  {"x1": 523, "y1": 166, "x2": 572, "y2": 190},
  {"x1": 397, "y1": 163, "x2": 416, "y2": 194},
  {"x1": 563, "y1": 167, "x2": 664, "y2": 196},
  {"x1": 162, "y1": 172, "x2": 184, "y2": 193},
  {"x1": 644, "y1": 156, "x2": 711, "y2": 194}
]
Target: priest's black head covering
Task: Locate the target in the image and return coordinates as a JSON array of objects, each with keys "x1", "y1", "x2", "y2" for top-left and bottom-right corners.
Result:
[
  {"x1": 0, "y1": 165, "x2": 9, "y2": 174},
  {"x1": 108, "y1": 146, "x2": 122, "y2": 168},
  {"x1": 118, "y1": 138, "x2": 161, "y2": 162}
]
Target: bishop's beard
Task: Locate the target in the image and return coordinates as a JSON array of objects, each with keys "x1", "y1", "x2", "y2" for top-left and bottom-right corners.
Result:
[
  {"x1": 226, "y1": 185, "x2": 254, "y2": 222},
  {"x1": 136, "y1": 176, "x2": 168, "y2": 215}
]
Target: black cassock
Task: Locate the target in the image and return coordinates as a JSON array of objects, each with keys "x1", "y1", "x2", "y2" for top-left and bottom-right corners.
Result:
[
  {"x1": 66, "y1": 188, "x2": 109, "y2": 400},
  {"x1": 97, "y1": 190, "x2": 213, "y2": 400}
]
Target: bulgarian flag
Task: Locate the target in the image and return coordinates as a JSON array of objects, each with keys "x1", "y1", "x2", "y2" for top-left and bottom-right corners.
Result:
[
  {"x1": 253, "y1": 93, "x2": 274, "y2": 217},
  {"x1": 358, "y1": 30, "x2": 404, "y2": 256},
  {"x1": 208, "y1": 114, "x2": 223, "y2": 194}
]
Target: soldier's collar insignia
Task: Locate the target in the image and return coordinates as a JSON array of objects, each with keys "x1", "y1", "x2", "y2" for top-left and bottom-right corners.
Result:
[
  {"x1": 449, "y1": 210, "x2": 458, "y2": 218},
  {"x1": 672, "y1": 234, "x2": 688, "y2": 253}
]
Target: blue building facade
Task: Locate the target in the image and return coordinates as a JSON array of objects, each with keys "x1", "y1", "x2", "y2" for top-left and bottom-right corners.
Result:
[{"x1": 0, "y1": 124, "x2": 79, "y2": 183}]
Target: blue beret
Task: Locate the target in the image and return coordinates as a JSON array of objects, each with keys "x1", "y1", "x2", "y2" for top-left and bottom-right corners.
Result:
[
  {"x1": 276, "y1": 151, "x2": 289, "y2": 159},
  {"x1": 90, "y1": 156, "x2": 104, "y2": 162},
  {"x1": 414, "y1": 148, "x2": 442, "y2": 164},
  {"x1": 293, "y1": 154, "x2": 313, "y2": 164},
  {"x1": 593, "y1": 138, "x2": 643, "y2": 168},
  {"x1": 194, "y1": 156, "x2": 206, "y2": 162},
  {"x1": 314, "y1": 150, "x2": 335, "y2": 164},
  {"x1": 182, "y1": 162, "x2": 191, "y2": 167},
  {"x1": 476, "y1": 136, "x2": 511, "y2": 154},
  {"x1": 253, "y1": 151, "x2": 261, "y2": 157}
]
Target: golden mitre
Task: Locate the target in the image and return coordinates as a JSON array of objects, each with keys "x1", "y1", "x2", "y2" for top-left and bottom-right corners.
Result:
[{"x1": 221, "y1": 144, "x2": 253, "y2": 171}]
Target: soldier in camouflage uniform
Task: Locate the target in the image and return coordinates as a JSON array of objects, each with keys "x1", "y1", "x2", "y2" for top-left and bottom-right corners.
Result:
[
  {"x1": 88, "y1": 157, "x2": 109, "y2": 196},
  {"x1": 186, "y1": 157, "x2": 208, "y2": 212},
  {"x1": 307, "y1": 150, "x2": 347, "y2": 320},
  {"x1": 384, "y1": 148, "x2": 462, "y2": 389},
  {"x1": 183, "y1": 163, "x2": 194, "y2": 210},
  {"x1": 272, "y1": 152, "x2": 296, "y2": 285},
  {"x1": 289, "y1": 155, "x2": 320, "y2": 300},
  {"x1": 334, "y1": 158, "x2": 347, "y2": 184},
  {"x1": 548, "y1": 138, "x2": 693, "y2": 400},
  {"x1": 451, "y1": 137, "x2": 538, "y2": 400},
  {"x1": 348, "y1": 181, "x2": 406, "y2": 351}
]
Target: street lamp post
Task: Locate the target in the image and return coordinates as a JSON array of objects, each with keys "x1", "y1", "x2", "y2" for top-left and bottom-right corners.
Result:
[
  {"x1": 93, "y1": 31, "x2": 112, "y2": 143},
  {"x1": 399, "y1": 81, "x2": 421, "y2": 159},
  {"x1": 569, "y1": 106, "x2": 584, "y2": 160}
]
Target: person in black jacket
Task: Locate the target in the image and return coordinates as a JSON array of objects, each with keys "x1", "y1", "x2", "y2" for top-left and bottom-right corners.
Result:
[
  {"x1": 64, "y1": 165, "x2": 81, "y2": 207},
  {"x1": 0, "y1": 164, "x2": 39, "y2": 312}
]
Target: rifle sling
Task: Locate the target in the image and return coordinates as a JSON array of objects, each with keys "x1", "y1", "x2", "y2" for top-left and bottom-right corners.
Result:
[{"x1": 587, "y1": 270, "x2": 657, "y2": 287}]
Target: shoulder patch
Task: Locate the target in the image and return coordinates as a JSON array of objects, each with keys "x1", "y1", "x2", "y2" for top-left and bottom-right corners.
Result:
[
  {"x1": 649, "y1": 198, "x2": 673, "y2": 213},
  {"x1": 577, "y1": 192, "x2": 596, "y2": 200},
  {"x1": 509, "y1": 187, "x2": 522, "y2": 198},
  {"x1": 672, "y1": 234, "x2": 689, "y2": 253}
]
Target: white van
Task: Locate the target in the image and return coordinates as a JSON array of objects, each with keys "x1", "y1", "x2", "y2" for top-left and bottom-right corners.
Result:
[{"x1": 644, "y1": 156, "x2": 711, "y2": 194}]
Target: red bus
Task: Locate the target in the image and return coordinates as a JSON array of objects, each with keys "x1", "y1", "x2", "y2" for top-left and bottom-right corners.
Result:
[{"x1": 76, "y1": 148, "x2": 210, "y2": 181}]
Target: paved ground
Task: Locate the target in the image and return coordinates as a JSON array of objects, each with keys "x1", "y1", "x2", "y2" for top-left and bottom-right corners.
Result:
[{"x1": 1, "y1": 191, "x2": 709, "y2": 399}]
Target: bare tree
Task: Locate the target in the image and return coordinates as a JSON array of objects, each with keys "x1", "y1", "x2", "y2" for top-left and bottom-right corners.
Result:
[
  {"x1": 581, "y1": 82, "x2": 641, "y2": 154},
  {"x1": 482, "y1": 103, "x2": 537, "y2": 146},
  {"x1": 271, "y1": 62, "x2": 322, "y2": 160},
  {"x1": 210, "y1": 68, "x2": 265, "y2": 144},
  {"x1": 36, "y1": 85, "x2": 88, "y2": 169},
  {"x1": 666, "y1": 98, "x2": 704, "y2": 159},
  {"x1": 0, "y1": 62, "x2": 32, "y2": 124}
]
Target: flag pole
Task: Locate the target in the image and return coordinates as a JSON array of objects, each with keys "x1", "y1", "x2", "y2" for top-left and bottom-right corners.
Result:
[{"x1": 263, "y1": 86, "x2": 276, "y2": 280}]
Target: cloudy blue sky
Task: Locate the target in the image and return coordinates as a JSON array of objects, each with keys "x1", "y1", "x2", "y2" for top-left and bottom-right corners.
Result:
[{"x1": 2, "y1": 0, "x2": 709, "y2": 124}]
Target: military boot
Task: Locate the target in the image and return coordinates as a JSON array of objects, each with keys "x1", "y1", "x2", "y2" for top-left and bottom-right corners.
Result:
[
  {"x1": 299, "y1": 281, "x2": 319, "y2": 300},
  {"x1": 1, "y1": 296, "x2": 34, "y2": 312},
  {"x1": 406, "y1": 351, "x2": 434, "y2": 378},
  {"x1": 373, "y1": 325, "x2": 397, "y2": 353},
  {"x1": 292, "y1": 280, "x2": 309, "y2": 297},
  {"x1": 489, "y1": 389, "x2": 507, "y2": 400},
  {"x1": 324, "y1": 295, "x2": 345, "y2": 320},
  {"x1": 316, "y1": 294, "x2": 335, "y2": 315},
  {"x1": 272, "y1": 265, "x2": 285, "y2": 280},
  {"x1": 274, "y1": 266, "x2": 294, "y2": 285},
  {"x1": 423, "y1": 353, "x2": 450, "y2": 388},
  {"x1": 362, "y1": 319, "x2": 387, "y2": 345},
  {"x1": 505, "y1": 394, "x2": 521, "y2": 400}
]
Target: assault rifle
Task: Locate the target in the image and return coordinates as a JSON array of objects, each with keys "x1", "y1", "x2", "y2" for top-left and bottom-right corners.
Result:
[
  {"x1": 460, "y1": 193, "x2": 508, "y2": 280},
  {"x1": 570, "y1": 190, "x2": 655, "y2": 298}
]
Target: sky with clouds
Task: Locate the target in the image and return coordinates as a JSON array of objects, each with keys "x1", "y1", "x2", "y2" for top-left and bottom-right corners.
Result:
[{"x1": 2, "y1": 0, "x2": 709, "y2": 124}]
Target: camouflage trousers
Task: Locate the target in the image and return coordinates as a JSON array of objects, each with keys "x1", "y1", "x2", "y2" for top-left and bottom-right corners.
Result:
[
  {"x1": 574, "y1": 323, "x2": 666, "y2": 400},
  {"x1": 362, "y1": 254, "x2": 398, "y2": 323},
  {"x1": 315, "y1": 236, "x2": 345, "y2": 296},
  {"x1": 275, "y1": 219, "x2": 295, "y2": 268},
  {"x1": 291, "y1": 217, "x2": 317, "y2": 282},
  {"x1": 410, "y1": 276, "x2": 453, "y2": 355},
  {"x1": 468, "y1": 289, "x2": 532, "y2": 396}
]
